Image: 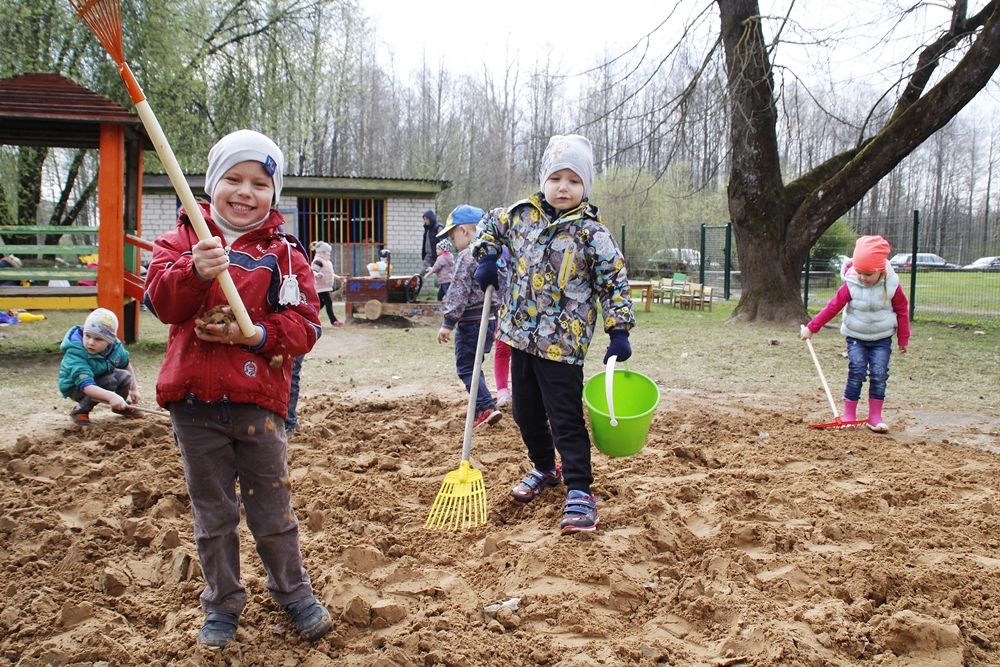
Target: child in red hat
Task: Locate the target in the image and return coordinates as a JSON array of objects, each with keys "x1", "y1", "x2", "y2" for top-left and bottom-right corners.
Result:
[{"x1": 801, "y1": 235, "x2": 910, "y2": 432}]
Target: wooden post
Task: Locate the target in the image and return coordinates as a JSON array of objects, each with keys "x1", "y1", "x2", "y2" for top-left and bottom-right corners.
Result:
[{"x1": 98, "y1": 123, "x2": 125, "y2": 339}]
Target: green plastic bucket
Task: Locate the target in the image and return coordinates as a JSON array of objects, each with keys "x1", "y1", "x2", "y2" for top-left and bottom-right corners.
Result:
[{"x1": 583, "y1": 367, "x2": 660, "y2": 457}]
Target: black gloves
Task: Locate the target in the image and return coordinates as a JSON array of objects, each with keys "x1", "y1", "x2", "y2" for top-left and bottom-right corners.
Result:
[{"x1": 604, "y1": 329, "x2": 631, "y2": 364}]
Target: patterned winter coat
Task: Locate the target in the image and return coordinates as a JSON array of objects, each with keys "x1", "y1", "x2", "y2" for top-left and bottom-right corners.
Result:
[
  {"x1": 471, "y1": 194, "x2": 634, "y2": 366},
  {"x1": 441, "y1": 248, "x2": 500, "y2": 328}
]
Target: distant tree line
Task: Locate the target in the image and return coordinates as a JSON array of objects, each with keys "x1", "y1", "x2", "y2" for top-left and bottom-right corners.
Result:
[{"x1": 2, "y1": 0, "x2": 998, "y2": 321}]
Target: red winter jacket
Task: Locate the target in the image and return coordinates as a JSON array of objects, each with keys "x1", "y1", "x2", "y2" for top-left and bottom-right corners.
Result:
[{"x1": 144, "y1": 203, "x2": 321, "y2": 417}]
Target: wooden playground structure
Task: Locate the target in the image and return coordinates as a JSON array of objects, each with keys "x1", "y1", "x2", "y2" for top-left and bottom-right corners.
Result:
[{"x1": 0, "y1": 73, "x2": 150, "y2": 341}]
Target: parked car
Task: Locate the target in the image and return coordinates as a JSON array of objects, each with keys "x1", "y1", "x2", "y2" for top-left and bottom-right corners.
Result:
[
  {"x1": 825, "y1": 254, "x2": 850, "y2": 271},
  {"x1": 962, "y1": 256, "x2": 1000, "y2": 271},
  {"x1": 888, "y1": 252, "x2": 960, "y2": 270},
  {"x1": 647, "y1": 248, "x2": 700, "y2": 273}
]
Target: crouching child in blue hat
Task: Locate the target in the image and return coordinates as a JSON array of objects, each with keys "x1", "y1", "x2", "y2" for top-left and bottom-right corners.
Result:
[{"x1": 58, "y1": 307, "x2": 143, "y2": 426}]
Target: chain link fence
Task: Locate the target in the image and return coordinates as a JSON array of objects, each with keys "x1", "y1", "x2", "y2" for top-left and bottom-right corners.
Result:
[{"x1": 619, "y1": 211, "x2": 1000, "y2": 323}]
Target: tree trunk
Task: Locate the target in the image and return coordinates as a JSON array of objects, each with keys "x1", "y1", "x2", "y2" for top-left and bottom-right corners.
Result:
[
  {"x1": 731, "y1": 222, "x2": 807, "y2": 323},
  {"x1": 17, "y1": 146, "x2": 46, "y2": 227},
  {"x1": 717, "y1": 0, "x2": 1000, "y2": 323},
  {"x1": 717, "y1": 0, "x2": 807, "y2": 323}
]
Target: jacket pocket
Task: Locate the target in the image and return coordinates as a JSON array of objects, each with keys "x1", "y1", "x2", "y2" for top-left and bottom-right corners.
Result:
[{"x1": 558, "y1": 245, "x2": 575, "y2": 290}]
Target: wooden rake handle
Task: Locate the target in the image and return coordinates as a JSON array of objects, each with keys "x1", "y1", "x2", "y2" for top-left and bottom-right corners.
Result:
[
  {"x1": 115, "y1": 65, "x2": 255, "y2": 338},
  {"x1": 805, "y1": 336, "x2": 840, "y2": 421},
  {"x1": 459, "y1": 285, "x2": 494, "y2": 472}
]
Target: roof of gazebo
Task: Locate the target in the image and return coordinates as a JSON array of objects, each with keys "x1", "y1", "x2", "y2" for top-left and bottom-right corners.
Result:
[{"x1": 0, "y1": 72, "x2": 146, "y2": 148}]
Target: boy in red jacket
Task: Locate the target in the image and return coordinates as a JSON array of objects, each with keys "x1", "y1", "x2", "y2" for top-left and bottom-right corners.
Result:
[{"x1": 144, "y1": 130, "x2": 331, "y2": 649}]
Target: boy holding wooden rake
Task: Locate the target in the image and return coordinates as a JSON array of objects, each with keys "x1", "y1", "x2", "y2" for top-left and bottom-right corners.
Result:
[{"x1": 144, "y1": 130, "x2": 331, "y2": 648}]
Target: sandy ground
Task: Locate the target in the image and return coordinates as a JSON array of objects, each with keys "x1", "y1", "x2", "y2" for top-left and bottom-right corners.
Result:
[{"x1": 3, "y1": 323, "x2": 1000, "y2": 666}]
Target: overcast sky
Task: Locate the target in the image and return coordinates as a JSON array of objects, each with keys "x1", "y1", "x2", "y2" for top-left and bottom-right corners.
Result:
[
  {"x1": 357, "y1": 0, "x2": 997, "y2": 107},
  {"x1": 361, "y1": 0, "x2": 691, "y2": 78}
]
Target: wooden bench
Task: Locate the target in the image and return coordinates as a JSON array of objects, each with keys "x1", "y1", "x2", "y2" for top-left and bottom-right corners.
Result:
[{"x1": 0, "y1": 225, "x2": 101, "y2": 309}]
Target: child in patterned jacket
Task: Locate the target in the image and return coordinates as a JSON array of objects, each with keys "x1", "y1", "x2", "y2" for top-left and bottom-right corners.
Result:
[{"x1": 472, "y1": 134, "x2": 635, "y2": 534}]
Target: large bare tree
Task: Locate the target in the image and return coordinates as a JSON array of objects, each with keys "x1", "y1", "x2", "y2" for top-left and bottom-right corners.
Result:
[{"x1": 719, "y1": 0, "x2": 1000, "y2": 322}]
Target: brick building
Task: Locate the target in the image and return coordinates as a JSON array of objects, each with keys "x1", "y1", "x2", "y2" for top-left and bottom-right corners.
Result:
[{"x1": 142, "y1": 174, "x2": 450, "y2": 277}]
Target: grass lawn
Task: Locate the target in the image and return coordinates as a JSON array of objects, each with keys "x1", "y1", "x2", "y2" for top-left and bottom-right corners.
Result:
[{"x1": 1, "y1": 299, "x2": 997, "y2": 421}]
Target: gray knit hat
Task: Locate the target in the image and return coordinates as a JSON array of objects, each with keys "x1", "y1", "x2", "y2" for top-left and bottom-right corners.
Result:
[
  {"x1": 84, "y1": 308, "x2": 119, "y2": 344},
  {"x1": 204, "y1": 130, "x2": 284, "y2": 205},
  {"x1": 539, "y1": 134, "x2": 594, "y2": 198}
]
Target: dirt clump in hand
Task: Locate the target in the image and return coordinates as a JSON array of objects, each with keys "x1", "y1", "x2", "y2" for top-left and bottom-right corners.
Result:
[{"x1": 196, "y1": 305, "x2": 236, "y2": 337}]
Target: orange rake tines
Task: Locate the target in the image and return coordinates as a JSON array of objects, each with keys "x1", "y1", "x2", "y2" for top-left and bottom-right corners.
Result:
[
  {"x1": 804, "y1": 336, "x2": 867, "y2": 429},
  {"x1": 69, "y1": 0, "x2": 257, "y2": 338}
]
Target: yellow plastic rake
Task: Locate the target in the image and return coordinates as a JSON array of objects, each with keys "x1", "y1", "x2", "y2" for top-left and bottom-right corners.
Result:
[{"x1": 425, "y1": 286, "x2": 494, "y2": 530}]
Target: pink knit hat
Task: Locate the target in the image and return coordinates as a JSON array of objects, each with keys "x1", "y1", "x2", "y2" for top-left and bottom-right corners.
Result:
[{"x1": 852, "y1": 235, "x2": 891, "y2": 272}]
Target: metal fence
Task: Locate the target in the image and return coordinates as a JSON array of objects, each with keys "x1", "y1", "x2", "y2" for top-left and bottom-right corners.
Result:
[{"x1": 619, "y1": 211, "x2": 1000, "y2": 323}]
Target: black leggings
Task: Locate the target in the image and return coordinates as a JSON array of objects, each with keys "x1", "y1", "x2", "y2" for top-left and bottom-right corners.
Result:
[{"x1": 318, "y1": 291, "x2": 338, "y2": 324}]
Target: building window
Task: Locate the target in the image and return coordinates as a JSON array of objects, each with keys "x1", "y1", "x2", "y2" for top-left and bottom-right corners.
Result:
[{"x1": 296, "y1": 198, "x2": 386, "y2": 277}]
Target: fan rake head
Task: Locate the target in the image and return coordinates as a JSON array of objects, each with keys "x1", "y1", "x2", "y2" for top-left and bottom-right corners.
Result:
[
  {"x1": 69, "y1": 0, "x2": 145, "y2": 103},
  {"x1": 424, "y1": 461, "x2": 488, "y2": 531},
  {"x1": 69, "y1": 0, "x2": 124, "y2": 62}
]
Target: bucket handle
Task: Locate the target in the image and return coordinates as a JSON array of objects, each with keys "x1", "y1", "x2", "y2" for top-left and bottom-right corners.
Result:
[{"x1": 605, "y1": 356, "x2": 618, "y2": 427}]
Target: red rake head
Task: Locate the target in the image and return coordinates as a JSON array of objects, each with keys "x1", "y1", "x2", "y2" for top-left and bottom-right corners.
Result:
[
  {"x1": 68, "y1": 0, "x2": 145, "y2": 103},
  {"x1": 69, "y1": 0, "x2": 124, "y2": 64}
]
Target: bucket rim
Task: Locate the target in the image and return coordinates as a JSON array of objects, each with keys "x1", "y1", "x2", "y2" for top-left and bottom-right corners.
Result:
[{"x1": 583, "y1": 369, "x2": 660, "y2": 421}]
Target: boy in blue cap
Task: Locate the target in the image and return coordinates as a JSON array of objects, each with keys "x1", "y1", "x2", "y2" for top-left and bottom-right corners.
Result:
[
  {"x1": 472, "y1": 134, "x2": 635, "y2": 534},
  {"x1": 436, "y1": 204, "x2": 502, "y2": 429}
]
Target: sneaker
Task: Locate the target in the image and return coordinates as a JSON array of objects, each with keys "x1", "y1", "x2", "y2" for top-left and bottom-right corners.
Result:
[
  {"x1": 560, "y1": 490, "x2": 599, "y2": 534},
  {"x1": 331, "y1": 320, "x2": 343, "y2": 327},
  {"x1": 70, "y1": 409, "x2": 91, "y2": 427},
  {"x1": 867, "y1": 421, "x2": 889, "y2": 433},
  {"x1": 112, "y1": 406, "x2": 144, "y2": 419},
  {"x1": 284, "y1": 595, "x2": 333, "y2": 641},
  {"x1": 496, "y1": 391, "x2": 510, "y2": 407},
  {"x1": 198, "y1": 611, "x2": 238, "y2": 648},
  {"x1": 509, "y1": 466, "x2": 563, "y2": 504},
  {"x1": 473, "y1": 408, "x2": 502, "y2": 429}
]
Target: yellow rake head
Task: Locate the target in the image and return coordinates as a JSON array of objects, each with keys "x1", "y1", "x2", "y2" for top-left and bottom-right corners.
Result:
[{"x1": 424, "y1": 460, "x2": 487, "y2": 531}]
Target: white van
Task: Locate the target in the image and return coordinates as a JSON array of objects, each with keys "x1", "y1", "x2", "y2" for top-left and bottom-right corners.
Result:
[{"x1": 647, "y1": 248, "x2": 700, "y2": 273}]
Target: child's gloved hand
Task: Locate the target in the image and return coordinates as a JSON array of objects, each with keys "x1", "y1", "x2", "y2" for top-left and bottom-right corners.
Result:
[
  {"x1": 800, "y1": 324, "x2": 813, "y2": 340},
  {"x1": 474, "y1": 255, "x2": 499, "y2": 291},
  {"x1": 604, "y1": 329, "x2": 631, "y2": 364}
]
